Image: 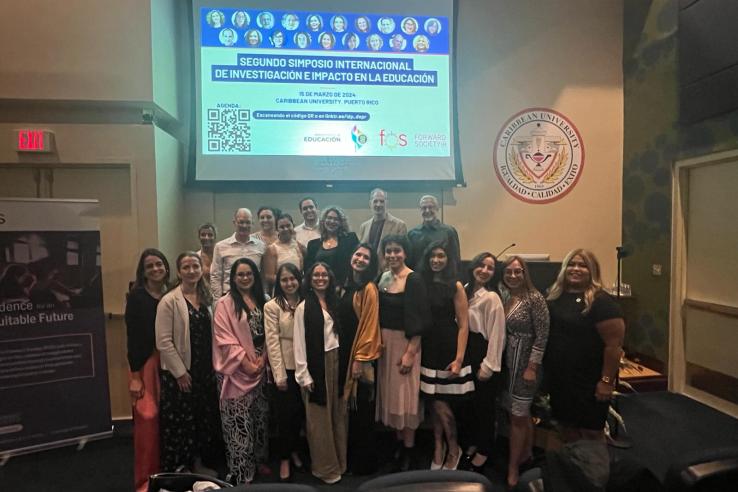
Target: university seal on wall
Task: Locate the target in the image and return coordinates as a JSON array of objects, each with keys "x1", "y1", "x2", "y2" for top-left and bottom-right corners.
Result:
[{"x1": 494, "y1": 108, "x2": 584, "y2": 204}]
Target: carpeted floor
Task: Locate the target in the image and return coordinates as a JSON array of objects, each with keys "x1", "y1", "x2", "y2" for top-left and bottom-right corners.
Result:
[{"x1": 2, "y1": 391, "x2": 736, "y2": 491}]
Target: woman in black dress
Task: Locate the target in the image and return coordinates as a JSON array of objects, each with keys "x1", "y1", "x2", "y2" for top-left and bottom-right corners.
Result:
[
  {"x1": 338, "y1": 243, "x2": 382, "y2": 475},
  {"x1": 155, "y1": 252, "x2": 223, "y2": 474},
  {"x1": 305, "y1": 206, "x2": 359, "y2": 287},
  {"x1": 419, "y1": 241, "x2": 473, "y2": 471},
  {"x1": 545, "y1": 249, "x2": 625, "y2": 488}
]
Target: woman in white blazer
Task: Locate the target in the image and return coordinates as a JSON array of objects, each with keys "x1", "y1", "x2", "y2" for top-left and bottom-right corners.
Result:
[{"x1": 156, "y1": 251, "x2": 223, "y2": 474}]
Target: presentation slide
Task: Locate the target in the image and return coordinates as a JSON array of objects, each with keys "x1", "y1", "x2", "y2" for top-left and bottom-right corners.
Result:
[{"x1": 192, "y1": 1, "x2": 459, "y2": 184}]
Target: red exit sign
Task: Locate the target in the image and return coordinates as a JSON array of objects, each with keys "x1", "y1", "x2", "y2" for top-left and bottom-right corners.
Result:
[{"x1": 15, "y1": 129, "x2": 54, "y2": 153}]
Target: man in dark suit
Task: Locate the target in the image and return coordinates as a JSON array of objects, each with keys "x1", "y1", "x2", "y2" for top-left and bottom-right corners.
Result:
[{"x1": 407, "y1": 194, "x2": 461, "y2": 271}]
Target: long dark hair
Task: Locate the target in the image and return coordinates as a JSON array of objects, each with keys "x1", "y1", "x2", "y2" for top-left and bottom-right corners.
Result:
[
  {"x1": 131, "y1": 248, "x2": 170, "y2": 293},
  {"x1": 465, "y1": 251, "x2": 498, "y2": 301},
  {"x1": 175, "y1": 251, "x2": 212, "y2": 306},
  {"x1": 228, "y1": 257, "x2": 267, "y2": 319},
  {"x1": 257, "y1": 206, "x2": 282, "y2": 229},
  {"x1": 319, "y1": 206, "x2": 350, "y2": 240},
  {"x1": 348, "y1": 242, "x2": 378, "y2": 289},
  {"x1": 420, "y1": 240, "x2": 457, "y2": 286},
  {"x1": 302, "y1": 261, "x2": 339, "y2": 317},
  {"x1": 273, "y1": 263, "x2": 303, "y2": 312}
]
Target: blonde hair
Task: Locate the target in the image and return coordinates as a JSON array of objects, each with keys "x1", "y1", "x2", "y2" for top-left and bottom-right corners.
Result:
[{"x1": 547, "y1": 249, "x2": 603, "y2": 314}]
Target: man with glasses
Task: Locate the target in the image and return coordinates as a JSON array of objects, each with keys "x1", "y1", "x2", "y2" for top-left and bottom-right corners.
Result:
[
  {"x1": 407, "y1": 195, "x2": 461, "y2": 271},
  {"x1": 210, "y1": 208, "x2": 265, "y2": 299}
]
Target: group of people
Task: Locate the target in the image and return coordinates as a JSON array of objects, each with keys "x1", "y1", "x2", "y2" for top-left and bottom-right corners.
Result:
[
  {"x1": 125, "y1": 189, "x2": 625, "y2": 490},
  {"x1": 209, "y1": 9, "x2": 440, "y2": 52}
]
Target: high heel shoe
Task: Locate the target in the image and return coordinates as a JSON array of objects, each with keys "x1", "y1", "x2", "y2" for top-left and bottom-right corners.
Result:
[
  {"x1": 442, "y1": 446, "x2": 463, "y2": 470},
  {"x1": 430, "y1": 442, "x2": 447, "y2": 470}
]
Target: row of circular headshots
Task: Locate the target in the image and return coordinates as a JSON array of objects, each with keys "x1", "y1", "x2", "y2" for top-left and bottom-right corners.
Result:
[
  {"x1": 205, "y1": 10, "x2": 443, "y2": 37},
  {"x1": 218, "y1": 29, "x2": 434, "y2": 53}
]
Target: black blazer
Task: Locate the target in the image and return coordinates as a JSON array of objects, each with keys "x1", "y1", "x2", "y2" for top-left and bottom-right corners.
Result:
[{"x1": 305, "y1": 232, "x2": 359, "y2": 286}]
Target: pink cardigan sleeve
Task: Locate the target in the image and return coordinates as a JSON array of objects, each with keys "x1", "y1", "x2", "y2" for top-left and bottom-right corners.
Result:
[{"x1": 212, "y1": 297, "x2": 254, "y2": 375}]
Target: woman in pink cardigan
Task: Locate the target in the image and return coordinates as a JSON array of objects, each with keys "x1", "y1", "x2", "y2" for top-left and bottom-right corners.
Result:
[{"x1": 212, "y1": 258, "x2": 270, "y2": 485}]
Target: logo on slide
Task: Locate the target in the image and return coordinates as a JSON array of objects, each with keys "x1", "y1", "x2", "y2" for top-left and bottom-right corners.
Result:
[
  {"x1": 351, "y1": 126, "x2": 367, "y2": 151},
  {"x1": 493, "y1": 108, "x2": 584, "y2": 204},
  {"x1": 379, "y1": 129, "x2": 407, "y2": 149}
]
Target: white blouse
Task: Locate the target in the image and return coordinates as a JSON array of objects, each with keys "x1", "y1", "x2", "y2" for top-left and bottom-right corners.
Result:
[
  {"x1": 292, "y1": 301, "x2": 339, "y2": 388},
  {"x1": 467, "y1": 287, "x2": 506, "y2": 378}
]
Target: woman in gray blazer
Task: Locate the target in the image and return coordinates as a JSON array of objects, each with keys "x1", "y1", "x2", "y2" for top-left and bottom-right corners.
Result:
[{"x1": 156, "y1": 251, "x2": 223, "y2": 474}]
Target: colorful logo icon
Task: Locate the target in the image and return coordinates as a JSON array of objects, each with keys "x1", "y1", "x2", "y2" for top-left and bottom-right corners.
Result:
[{"x1": 351, "y1": 125, "x2": 367, "y2": 151}]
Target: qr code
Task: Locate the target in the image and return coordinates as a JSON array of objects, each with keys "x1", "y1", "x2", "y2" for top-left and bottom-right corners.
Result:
[{"x1": 207, "y1": 108, "x2": 251, "y2": 152}]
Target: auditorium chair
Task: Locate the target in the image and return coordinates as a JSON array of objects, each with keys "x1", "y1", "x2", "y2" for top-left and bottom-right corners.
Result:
[
  {"x1": 356, "y1": 469, "x2": 493, "y2": 492},
  {"x1": 147, "y1": 472, "x2": 232, "y2": 491},
  {"x1": 663, "y1": 446, "x2": 738, "y2": 492}
]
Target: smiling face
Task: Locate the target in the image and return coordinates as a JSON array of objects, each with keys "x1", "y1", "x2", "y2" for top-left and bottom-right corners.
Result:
[
  {"x1": 380, "y1": 18, "x2": 393, "y2": 33},
  {"x1": 429, "y1": 247, "x2": 448, "y2": 273},
  {"x1": 310, "y1": 264, "x2": 330, "y2": 293},
  {"x1": 565, "y1": 254, "x2": 591, "y2": 291},
  {"x1": 235, "y1": 11, "x2": 246, "y2": 26},
  {"x1": 259, "y1": 209, "x2": 275, "y2": 231},
  {"x1": 234, "y1": 262, "x2": 255, "y2": 294},
  {"x1": 419, "y1": 197, "x2": 438, "y2": 223},
  {"x1": 369, "y1": 35, "x2": 382, "y2": 50},
  {"x1": 143, "y1": 255, "x2": 167, "y2": 285},
  {"x1": 296, "y1": 33, "x2": 309, "y2": 48},
  {"x1": 300, "y1": 199, "x2": 317, "y2": 221},
  {"x1": 323, "y1": 210, "x2": 340, "y2": 233},
  {"x1": 333, "y1": 16, "x2": 345, "y2": 32},
  {"x1": 234, "y1": 210, "x2": 252, "y2": 236},
  {"x1": 415, "y1": 35, "x2": 429, "y2": 51},
  {"x1": 279, "y1": 268, "x2": 299, "y2": 296},
  {"x1": 503, "y1": 259, "x2": 525, "y2": 291},
  {"x1": 198, "y1": 227, "x2": 215, "y2": 249},
  {"x1": 384, "y1": 241, "x2": 406, "y2": 270},
  {"x1": 371, "y1": 191, "x2": 386, "y2": 216},
  {"x1": 309, "y1": 16, "x2": 321, "y2": 30},
  {"x1": 247, "y1": 30, "x2": 260, "y2": 45},
  {"x1": 404, "y1": 19, "x2": 416, "y2": 34},
  {"x1": 276, "y1": 217, "x2": 294, "y2": 243},
  {"x1": 272, "y1": 31, "x2": 284, "y2": 47},
  {"x1": 320, "y1": 33, "x2": 333, "y2": 49},
  {"x1": 351, "y1": 246, "x2": 372, "y2": 274},
  {"x1": 221, "y1": 29, "x2": 235, "y2": 45},
  {"x1": 178, "y1": 255, "x2": 202, "y2": 285},
  {"x1": 391, "y1": 35, "x2": 404, "y2": 50},
  {"x1": 357, "y1": 17, "x2": 369, "y2": 32},
  {"x1": 473, "y1": 256, "x2": 495, "y2": 288},
  {"x1": 347, "y1": 34, "x2": 358, "y2": 49}
]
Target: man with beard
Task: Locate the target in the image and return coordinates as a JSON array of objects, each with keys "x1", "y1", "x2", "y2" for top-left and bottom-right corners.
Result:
[
  {"x1": 294, "y1": 197, "x2": 320, "y2": 247},
  {"x1": 358, "y1": 188, "x2": 407, "y2": 263},
  {"x1": 407, "y1": 195, "x2": 461, "y2": 271},
  {"x1": 196, "y1": 223, "x2": 217, "y2": 277}
]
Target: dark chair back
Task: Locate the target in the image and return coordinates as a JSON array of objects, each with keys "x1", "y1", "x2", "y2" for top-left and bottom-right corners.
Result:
[
  {"x1": 147, "y1": 472, "x2": 232, "y2": 491},
  {"x1": 663, "y1": 446, "x2": 738, "y2": 492},
  {"x1": 356, "y1": 470, "x2": 493, "y2": 492}
]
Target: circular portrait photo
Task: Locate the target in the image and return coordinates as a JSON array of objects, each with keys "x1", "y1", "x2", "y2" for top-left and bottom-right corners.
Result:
[
  {"x1": 270, "y1": 30, "x2": 285, "y2": 48},
  {"x1": 401, "y1": 17, "x2": 418, "y2": 35},
  {"x1": 355, "y1": 16, "x2": 371, "y2": 33},
  {"x1": 245, "y1": 29, "x2": 262, "y2": 47},
  {"x1": 306, "y1": 14, "x2": 323, "y2": 32},
  {"x1": 331, "y1": 15, "x2": 347, "y2": 33},
  {"x1": 413, "y1": 34, "x2": 430, "y2": 52},
  {"x1": 281, "y1": 13, "x2": 300, "y2": 31},
  {"x1": 390, "y1": 33, "x2": 406, "y2": 51},
  {"x1": 343, "y1": 32, "x2": 360, "y2": 50},
  {"x1": 231, "y1": 11, "x2": 249, "y2": 28},
  {"x1": 367, "y1": 33, "x2": 384, "y2": 51},
  {"x1": 424, "y1": 18, "x2": 442, "y2": 36},
  {"x1": 219, "y1": 28, "x2": 238, "y2": 46},
  {"x1": 319, "y1": 32, "x2": 336, "y2": 50},
  {"x1": 257, "y1": 11, "x2": 274, "y2": 29},
  {"x1": 206, "y1": 10, "x2": 225, "y2": 28},
  {"x1": 294, "y1": 31, "x2": 312, "y2": 49},
  {"x1": 377, "y1": 17, "x2": 395, "y2": 34}
]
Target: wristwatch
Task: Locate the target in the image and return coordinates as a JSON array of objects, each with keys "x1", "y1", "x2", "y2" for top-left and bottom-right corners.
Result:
[{"x1": 600, "y1": 375, "x2": 613, "y2": 385}]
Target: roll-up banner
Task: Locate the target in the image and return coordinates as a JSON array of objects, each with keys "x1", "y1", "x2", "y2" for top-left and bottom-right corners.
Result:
[{"x1": 0, "y1": 198, "x2": 112, "y2": 458}]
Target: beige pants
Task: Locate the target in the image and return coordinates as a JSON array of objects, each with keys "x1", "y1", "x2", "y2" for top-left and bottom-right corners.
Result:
[{"x1": 303, "y1": 348, "x2": 347, "y2": 482}]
